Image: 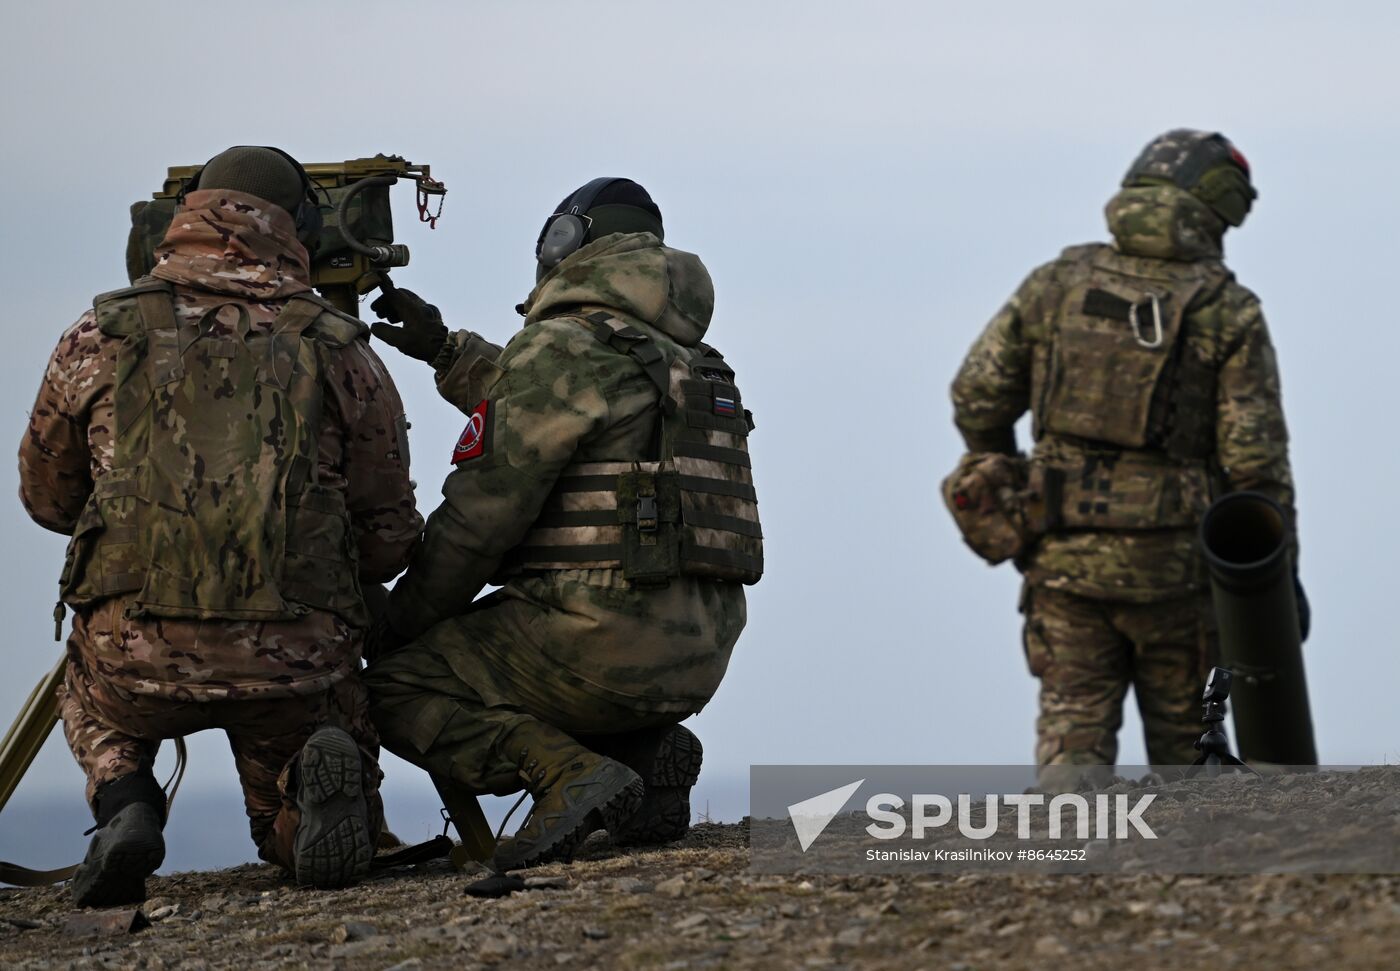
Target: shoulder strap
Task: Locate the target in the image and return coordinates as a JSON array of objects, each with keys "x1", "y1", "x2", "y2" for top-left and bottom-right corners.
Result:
[
  {"x1": 580, "y1": 311, "x2": 676, "y2": 416},
  {"x1": 291, "y1": 292, "x2": 371, "y2": 347},
  {"x1": 92, "y1": 275, "x2": 172, "y2": 310},
  {"x1": 93, "y1": 276, "x2": 175, "y2": 338}
]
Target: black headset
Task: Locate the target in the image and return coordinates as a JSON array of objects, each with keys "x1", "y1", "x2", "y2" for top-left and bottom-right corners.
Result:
[
  {"x1": 535, "y1": 176, "x2": 624, "y2": 269},
  {"x1": 181, "y1": 145, "x2": 324, "y2": 246}
]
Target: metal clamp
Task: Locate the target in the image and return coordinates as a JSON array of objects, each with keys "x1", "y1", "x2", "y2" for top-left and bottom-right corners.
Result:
[{"x1": 1129, "y1": 293, "x2": 1164, "y2": 349}]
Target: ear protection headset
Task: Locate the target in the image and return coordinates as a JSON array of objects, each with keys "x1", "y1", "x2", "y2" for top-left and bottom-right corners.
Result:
[
  {"x1": 535, "y1": 176, "x2": 623, "y2": 269},
  {"x1": 181, "y1": 145, "x2": 324, "y2": 246}
]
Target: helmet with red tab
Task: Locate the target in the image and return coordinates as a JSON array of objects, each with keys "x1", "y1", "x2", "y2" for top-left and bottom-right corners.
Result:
[{"x1": 1123, "y1": 129, "x2": 1258, "y2": 227}]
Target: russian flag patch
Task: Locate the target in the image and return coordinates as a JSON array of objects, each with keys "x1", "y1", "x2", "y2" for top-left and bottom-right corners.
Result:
[{"x1": 713, "y1": 395, "x2": 737, "y2": 417}]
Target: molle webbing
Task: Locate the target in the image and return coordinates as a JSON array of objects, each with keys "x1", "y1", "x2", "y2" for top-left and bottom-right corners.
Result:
[
  {"x1": 508, "y1": 313, "x2": 763, "y2": 584},
  {"x1": 1032, "y1": 449, "x2": 1214, "y2": 531}
]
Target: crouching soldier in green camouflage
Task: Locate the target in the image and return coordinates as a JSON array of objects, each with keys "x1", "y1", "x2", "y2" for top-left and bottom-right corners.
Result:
[
  {"x1": 946, "y1": 131, "x2": 1301, "y2": 784},
  {"x1": 18, "y1": 147, "x2": 423, "y2": 904},
  {"x1": 364, "y1": 178, "x2": 760, "y2": 870}
]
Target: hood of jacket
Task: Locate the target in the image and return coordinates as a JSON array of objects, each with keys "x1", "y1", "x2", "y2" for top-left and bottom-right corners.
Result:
[
  {"x1": 1105, "y1": 183, "x2": 1227, "y2": 262},
  {"x1": 151, "y1": 188, "x2": 312, "y2": 299},
  {"x1": 521, "y1": 232, "x2": 713, "y2": 347}
]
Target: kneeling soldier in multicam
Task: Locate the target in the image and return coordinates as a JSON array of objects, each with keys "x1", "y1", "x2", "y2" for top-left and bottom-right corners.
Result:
[
  {"x1": 947, "y1": 130, "x2": 1302, "y2": 787},
  {"x1": 365, "y1": 178, "x2": 761, "y2": 870},
  {"x1": 18, "y1": 146, "x2": 422, "y2": 905}
]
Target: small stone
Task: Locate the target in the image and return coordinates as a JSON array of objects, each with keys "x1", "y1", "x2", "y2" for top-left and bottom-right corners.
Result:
[
  {"x1": 835, "y1": 927, "x2": 864, "y2": 946},
  {"x1": 1034, "y1": 935, "x2": 1069, "y2": 956},
  {"x1": 465, "y1": 874, "x2": 526, "y2": 898},
  {"x1": 330, "y1": 921, "x2": 378, "y2": 944},
  {"x1": 479, "y1": 935, "x2": 518, "y2": 960},
  {"x1": 995, "y1": 921, "x2": 1025, "y2": 937},
  {"x1": 382, "y1": 961, "x2": 422, "y2": 971},
  {"x1": 674, "y1": 914, "x2": 709, "y2": 931},
  {"x1": 878, "y1": 900, "x2": 902, "y2": 916},
  {"x1": 146, "y1": 905, "x2": 179, "y2": 921},
  {"x1": 582, "y1": 926, "x2": 610, "y2": 940},
  {"x1": 1156, "y1": 902, "x2": 1186, "y2": 919},
  {"x1": 655, "y1": 875, "x2": 688, "y2": 898},
  {"x1": 779, "y1": 902, "x2": 802, "y2": 919},
  {"x1": 553, "y1": 954, "x2": 575, "y2": 966},
  {"x1": 524, "y1": 875, "x2": 570, "y2": 890},
  {"x1": 1070, "y1": 907, "x2": 1101, "y2": 928},
  {"x1": 691, "y1": 867, "x2": 717, "y2": 881},
  {"x1": 611, "y1": 877, "x2": 651, "y2": 893}
]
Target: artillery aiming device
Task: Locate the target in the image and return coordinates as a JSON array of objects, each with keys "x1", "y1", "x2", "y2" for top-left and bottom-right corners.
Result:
[
  {"x1": 1200, "y1": 491, "x2": 1317, "y2": 766},
  {"x1": 126, "y1": 154, "x2": 448, "y2": 314}
]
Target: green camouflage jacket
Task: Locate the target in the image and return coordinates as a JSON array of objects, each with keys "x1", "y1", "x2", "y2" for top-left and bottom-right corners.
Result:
[
  {"x1": 951, "y1": 183, "x2": 1295, "y2": 601},
  {"x1": 386, "y1": 233, "x2": 748, "y2": 711}
]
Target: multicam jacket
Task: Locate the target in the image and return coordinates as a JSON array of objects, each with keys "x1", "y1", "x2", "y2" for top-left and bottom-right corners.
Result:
[
  {"x1": 385, "y1": 233, "x2": 755, "y2": 711},
  {"x1": 951, "y1": 183, "x2": 1295, "y2": 602},
  {"x1": 19, "y1": 190, "x2": 423, "y2": 699}
]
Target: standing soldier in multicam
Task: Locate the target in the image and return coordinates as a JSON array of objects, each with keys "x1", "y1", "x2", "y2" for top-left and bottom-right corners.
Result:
[
  {"x1": 945, "y1": 130, "x2": 1303, "y2": 785},
  {"x1": 18, "y1": 146, "x2": 422, "y2": 905},
  {"x1": 364, "y1": 178, "x2": 761, "y2": 870}
]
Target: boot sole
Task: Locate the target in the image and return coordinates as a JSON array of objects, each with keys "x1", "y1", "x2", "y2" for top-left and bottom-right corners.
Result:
[
  {"x1": 72, "y1": 803, "x2": 165, "y2": 908},
  {"x1": 494, "y1": 761, "x2": 644, "y2": 871},
  {"x1": 614, "y1": 725, "x2": 703, "y2": 847},
  {"x1": 293, "y1": 727, "x2": 373, "y2": 889}
]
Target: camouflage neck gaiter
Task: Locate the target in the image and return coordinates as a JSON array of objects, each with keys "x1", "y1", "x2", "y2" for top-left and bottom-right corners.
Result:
[
  {"x1": 151, "y1": 188, "x2": 312, "y2": 299},
  {"x1": 1104, "y1": 183, "x2": 1226, "y2": 263}
]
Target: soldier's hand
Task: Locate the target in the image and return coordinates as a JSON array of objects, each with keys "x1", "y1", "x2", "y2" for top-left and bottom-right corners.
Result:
[{"x1": 370, "y1": 287, "x2": 449, "y2": 365}]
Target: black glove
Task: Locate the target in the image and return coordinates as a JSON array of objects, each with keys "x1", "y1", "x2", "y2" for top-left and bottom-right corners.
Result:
[
  {"x1": 362, "y1": 613, "x2": 409, "y2": 666},
  {"x1": 1294, "y1": 572, "x2": 1311, "y2": 643},
  {"x1": 370, "y1": 287, "x2": 449, "y2": 364}
]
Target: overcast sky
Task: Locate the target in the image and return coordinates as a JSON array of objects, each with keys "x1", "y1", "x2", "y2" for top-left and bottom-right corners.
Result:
[{"x1": 3, "y1": 2, "x2": 1398, "y2": 868}]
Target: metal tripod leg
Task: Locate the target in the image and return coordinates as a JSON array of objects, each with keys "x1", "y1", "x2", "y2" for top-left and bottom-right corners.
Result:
[
  {"x1": 0, "y1": 658, "x2": 65, "y2": 815},
  {"x1": 432, "y1": 774, "x2": 496, "y2": 868}
]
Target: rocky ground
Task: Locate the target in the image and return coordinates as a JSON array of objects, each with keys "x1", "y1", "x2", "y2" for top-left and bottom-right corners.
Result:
[{"x1": 4, "y1": 775, "x2": 1400, "y2": 971}]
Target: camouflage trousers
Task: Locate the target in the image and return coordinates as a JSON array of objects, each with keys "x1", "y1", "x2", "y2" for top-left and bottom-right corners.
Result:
[
  {"x1": 59, "y1": 660, "x2": 384, "y2": 870},
  {"x1": 1021, "y1": 585, "x2": 1217, "y2": 774},
  {"x1": 364, "y1": 595, "x2": 707, "y2": 797}
]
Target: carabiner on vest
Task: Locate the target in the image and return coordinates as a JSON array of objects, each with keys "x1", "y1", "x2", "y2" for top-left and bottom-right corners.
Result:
[{"x1": 1129, "y1": 293, "x2": 1165, "y2": 349}]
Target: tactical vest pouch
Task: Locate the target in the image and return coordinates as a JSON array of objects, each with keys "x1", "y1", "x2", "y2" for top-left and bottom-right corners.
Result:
[
  {"x1": 1035, "y1": 451, "x2": 1213, "y2": 530},
  {"x1": 1041, "y1": 256, "x2": 1205, "y2": 449},
  {"x1": 941, "y1": 452, "x2": 1047, "y2": 565},
  {"x1": 617, "y1": 466, "x2": 682, "y2": 586}
]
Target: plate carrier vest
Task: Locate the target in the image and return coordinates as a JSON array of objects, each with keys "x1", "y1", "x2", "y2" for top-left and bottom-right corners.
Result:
[
  {"x1": 1031, "y1": 244, "x2": 1233, "y2": 531},
  {"x1": 502, "y1": 311, "x2": 763, "y2": 586}
]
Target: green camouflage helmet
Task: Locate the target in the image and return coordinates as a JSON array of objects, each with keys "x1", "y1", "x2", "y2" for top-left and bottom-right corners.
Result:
[{"x1": 1123, "y1": 129, "x2": 1258, "y2": 227}]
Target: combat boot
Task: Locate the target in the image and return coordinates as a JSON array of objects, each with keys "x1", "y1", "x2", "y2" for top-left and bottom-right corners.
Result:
[
  {"x1": 593, "y1": 724, "x2": 703, "y2": 847},
  {"x1": 72, "y1": 770, "x2": 167, "y2": 908},
  {"x1": 291, "y1": 726, "x2": 374, "y2": 889},
  {"x1": 492, "y1": 724, "x2": 644, "y2": 872}
]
